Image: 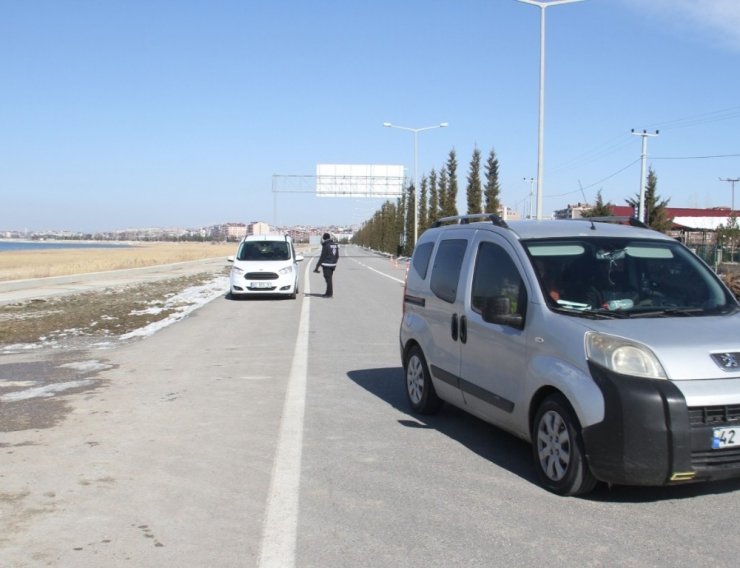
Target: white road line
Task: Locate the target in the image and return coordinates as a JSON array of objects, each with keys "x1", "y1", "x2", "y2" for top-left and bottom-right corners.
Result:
[
  {"x1": 351, "y1": 258, "x2": 405, "y2": 284},
  {"x1": 257, "y1": 262, "x2": 312, "y2": 568}
]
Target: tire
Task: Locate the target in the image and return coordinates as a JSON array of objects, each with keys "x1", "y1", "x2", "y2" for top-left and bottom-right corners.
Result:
[
  {"x1": 532, "y1": 394, "x2": 597, "y2": 496},
  {"x1": 404, "y1": 346, "x2": 442, "y2": 414}
]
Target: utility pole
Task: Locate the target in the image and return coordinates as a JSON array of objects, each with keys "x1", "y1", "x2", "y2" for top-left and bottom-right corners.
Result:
[
  {"x1": 719, "y1": 177, "x2": 740, "y2": 212},
  {"x1": 523, "y1": 177, "x2": 535, "y2": 219},
  {"x1": 631, "y1": 129, "x2": 659, "y2": 223}
]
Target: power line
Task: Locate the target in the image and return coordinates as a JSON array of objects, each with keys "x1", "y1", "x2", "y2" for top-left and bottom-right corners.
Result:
[
  {"x1": 546, "y1": 158, "x2": 641, "y2": 199},
  {"x1": 652, "y1": 153, "x2": 740, "y2": 160}
]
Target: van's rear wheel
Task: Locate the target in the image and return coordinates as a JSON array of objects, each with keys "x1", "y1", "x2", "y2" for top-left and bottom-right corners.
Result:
[
  {"x1": 532, "y1": 394, "x2": 597, "y2": 496},
  {"x1": 404, "y1": 346, "x2": 442, "y2": 414}
]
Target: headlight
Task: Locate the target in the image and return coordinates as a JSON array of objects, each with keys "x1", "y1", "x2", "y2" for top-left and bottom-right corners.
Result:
[
  {"x1": 231, "y1": 266, "x2": 244, "y2": 275},
  {"x1": 585, "y1": 332, "x2": 667, "y2": 379},
  {"x1": 278, "y1": 266, "x2": 293, "y2": 276}
]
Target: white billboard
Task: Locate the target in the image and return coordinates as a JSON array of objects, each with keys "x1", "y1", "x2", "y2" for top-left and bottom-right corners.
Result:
[{"x1": 316, "y1": 164, "x2": 405, "y2": 198}]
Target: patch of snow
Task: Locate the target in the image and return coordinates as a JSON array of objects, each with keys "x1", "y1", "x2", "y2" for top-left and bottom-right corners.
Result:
[
  {"x1": 0, "y1": 379, "x2": 97, "y2": 402},
  {"x1": 58, "y1": 360, "x2": 113, "y2": 373},
  {"x1": 120, "y1": 276, "x2": 228, "y2": 340}
]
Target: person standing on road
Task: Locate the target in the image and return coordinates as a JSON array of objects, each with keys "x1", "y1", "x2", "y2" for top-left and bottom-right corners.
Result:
[{"x1": 314, "y1": 232, "x2": 339, "y2": 297}]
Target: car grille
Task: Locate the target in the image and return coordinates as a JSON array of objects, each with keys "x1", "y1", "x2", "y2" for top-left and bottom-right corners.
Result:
[
  {"x1": 245, "y1": 272, "x2": 279, "y2": 280},
  {"x1": 688, "y1": 404, "x2": 740, "y2": 471},
  {"x1": 692, "y1": 447, "x2": 740, "y2": 468},
  {"x1": 688, "y1": 405, "x2": 740, "y2": 426}
]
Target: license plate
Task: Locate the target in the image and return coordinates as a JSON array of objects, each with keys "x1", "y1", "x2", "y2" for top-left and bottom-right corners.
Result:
[
  {"x1": 712, "y1": 427, "x2": 739, "y2": 449},
  {"x1": 250, "y1": 282, "x2": 273, "y2": 289}
]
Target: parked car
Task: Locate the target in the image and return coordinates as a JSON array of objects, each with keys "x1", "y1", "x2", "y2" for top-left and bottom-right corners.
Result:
[
  {"x1": 400, "y1": 214, "x2": 740, "y2": 495},
  {"x1": 228, "y1": 234, "x2": 303, "y2": 299}
]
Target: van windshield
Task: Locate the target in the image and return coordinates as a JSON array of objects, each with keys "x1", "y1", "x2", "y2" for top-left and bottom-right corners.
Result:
[
  {"x1": 523, "y1": 237, "x2": 737, "y2": 318},
  {"x1": 237, "y1": 241, "x2": 291, "y2": 261}
]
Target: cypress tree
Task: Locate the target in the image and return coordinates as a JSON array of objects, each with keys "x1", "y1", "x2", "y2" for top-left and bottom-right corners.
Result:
[
  {"x1": 419, "y1": 175, "x2": 429, "y2": 234},
  {"x1": 581, "y1": 190, "x2": 613, "y2": 217},
  {"x1": 484, "y1": 149, "x2": 502, "y2": 215},
  {"x1": 443, "y1": 149, "x2": 459, "y2": 217},
  {"x1": 428, "y1": 169, "x2": 439, "y2": 224},
  {"x1": 626, "y1": 167, "x2": 672, "y2": 232},
  {"x1": 466, "y1": 147, "x2": 483, "y2": 214}
]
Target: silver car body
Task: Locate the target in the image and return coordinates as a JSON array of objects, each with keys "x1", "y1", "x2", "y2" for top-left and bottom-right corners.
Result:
[{"x1": 400, "y1": 216, "x2": 740, "y2": 492}]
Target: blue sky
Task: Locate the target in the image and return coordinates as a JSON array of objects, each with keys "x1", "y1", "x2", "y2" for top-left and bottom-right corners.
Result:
[{"x1": 1, "y1": 0, "x2": 739, "y2": 232}]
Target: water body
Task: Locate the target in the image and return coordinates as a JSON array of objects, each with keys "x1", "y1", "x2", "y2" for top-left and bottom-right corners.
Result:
[{"x1": 0, "y1": 241, "x2": 133, "y2": 253}]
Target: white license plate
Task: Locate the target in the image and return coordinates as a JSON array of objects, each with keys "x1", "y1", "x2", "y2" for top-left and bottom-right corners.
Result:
[
  {"x1": 712, "y1": 427, "x2": 739, "y2": 449},
  {"x1": 250, "y1": 282, "x2": 273, "y2": 289}
]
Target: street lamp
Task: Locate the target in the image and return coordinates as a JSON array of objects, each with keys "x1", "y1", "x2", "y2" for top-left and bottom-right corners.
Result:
[
  {"x1": 383, "y1": 121, "x2": 449, "y2": 245},
  {"x1": 517, "y1": 0, "x2": 585, "y2": 220}
]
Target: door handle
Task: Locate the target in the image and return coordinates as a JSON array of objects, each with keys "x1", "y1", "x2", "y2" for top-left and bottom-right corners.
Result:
[{"x1": 451, "y1": 313, "x2": 458, "y2": 341}]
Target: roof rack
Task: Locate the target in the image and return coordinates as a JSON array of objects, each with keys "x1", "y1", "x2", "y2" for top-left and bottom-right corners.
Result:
[
  {"x1": 431, "y1": 214, "x2": 509, "y2": 229},
  {"x1": 574, "y1": 216, "x2": 649, "y2": 230}
]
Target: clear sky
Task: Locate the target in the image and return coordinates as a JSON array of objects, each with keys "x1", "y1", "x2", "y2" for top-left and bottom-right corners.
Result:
[{"x1": 1, "y1": 0, "x2": 739, "y2": 233}]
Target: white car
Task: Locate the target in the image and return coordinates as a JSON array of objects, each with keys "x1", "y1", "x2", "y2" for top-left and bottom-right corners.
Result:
[{"x1": 228, "y1": 235, "x2": 303, "y2": 299}]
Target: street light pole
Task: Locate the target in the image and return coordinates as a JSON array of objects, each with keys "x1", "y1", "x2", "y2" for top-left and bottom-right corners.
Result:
[
  {"x1": 523, "y1": 177, "x2": 535, "y2": 218},
  {"x1": 517, "y1": 0, "x2": 585, "y2": 220},
  {"x1": 383, "y1": 122, "x2": 449, "y2": 245}
]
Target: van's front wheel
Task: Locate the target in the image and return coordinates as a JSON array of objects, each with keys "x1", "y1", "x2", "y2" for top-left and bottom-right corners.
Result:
[
  {"x1": 532, "y1": 394, "x2": 597, "y2": 496},
  {"x1": 404, "y1": 346, "x2": 442, "y2": 414}
]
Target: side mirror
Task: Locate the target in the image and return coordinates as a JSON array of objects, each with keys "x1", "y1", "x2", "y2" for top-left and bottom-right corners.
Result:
[
  {"x1": 295, "y1": 254, "x2": 305, "y2": 262},
  {"x1": 227, "y1": 256, "x2": 235, "y2": 263},
  {"x1": 482, "y1": 296, "x2": 524, "y2": 329}
]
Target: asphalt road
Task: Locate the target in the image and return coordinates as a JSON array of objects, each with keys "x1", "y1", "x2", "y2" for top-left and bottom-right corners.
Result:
[{"x1": 2, "y1": 245, "x2": 740, "y2": 567}]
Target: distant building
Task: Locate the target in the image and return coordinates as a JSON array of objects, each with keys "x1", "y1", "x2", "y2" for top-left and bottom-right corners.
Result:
[
  {"x1": 500, "y1": 205, "x2": 521, "y2": 221},
  {"x1": 222, "y1": 223, "x2": 247, "y2": 241},
  {"x1": 553, "y1": 202, "x2": 592, "y2": 219},
  {"x1": 610, "y1": 205, "x2": 739, "y2": 245},
  {"x1": 248, "y1": 221, "x2": 271, "y2": 236}
]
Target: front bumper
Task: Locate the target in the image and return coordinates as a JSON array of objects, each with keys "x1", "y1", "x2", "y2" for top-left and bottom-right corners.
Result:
[
  {"x1": 583, "y1": 362, "x2": 740, "y2": 486},
  {"x1": 230, "y1": 275, "x2": 296, "y2": 295}
]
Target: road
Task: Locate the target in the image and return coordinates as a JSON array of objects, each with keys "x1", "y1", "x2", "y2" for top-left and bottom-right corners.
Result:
[{"x1": 2, "y1": 245, "x2": 740, "y2": 567}]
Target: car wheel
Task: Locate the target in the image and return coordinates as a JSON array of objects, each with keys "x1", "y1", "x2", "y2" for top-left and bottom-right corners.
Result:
[
  {"x1": 532, "y1": 394, "x2": 597, "y2": 496},
  {"x1": 404, "y1": 345, "x2": 442, "y2": 414}
]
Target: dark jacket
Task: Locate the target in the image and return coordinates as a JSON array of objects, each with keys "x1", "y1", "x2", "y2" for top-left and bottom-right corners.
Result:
[{"x1": 316, "y1": 239, "x2": 339, "y2": 269}]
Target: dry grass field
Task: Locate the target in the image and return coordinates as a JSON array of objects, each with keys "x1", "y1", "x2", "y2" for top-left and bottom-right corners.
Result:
[{"x1": 0, "y1": 242, "x2": 237, "y2": 281}]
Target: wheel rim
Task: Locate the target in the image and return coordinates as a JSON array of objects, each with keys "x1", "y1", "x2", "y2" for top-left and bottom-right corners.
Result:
[
  {"x1": 406, "y1": 355, "x2": 424, "y2": 405},
  {"x1": 536, "y1": 409, "x2": 572, "y2": 482}
]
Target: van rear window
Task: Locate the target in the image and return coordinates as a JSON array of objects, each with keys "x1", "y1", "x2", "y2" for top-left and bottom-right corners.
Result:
[
  {"x1": 430, "y1": 239, "x2": 468, "y2": 303},
  {"x1": 412, "y1": 242, "x2": 434, "y2": 279}
]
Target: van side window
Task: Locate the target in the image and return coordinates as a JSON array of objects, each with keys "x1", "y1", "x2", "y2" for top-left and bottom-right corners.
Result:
[
  {"x1": 471, "y1": 242, "x2": 527, "y2": 318},
  {"x1": 430, "y1": 239, "x2": 468, "y2": 303},
  {"x1": 412, "y1": 242, "x2": 435, "y2": 279}
]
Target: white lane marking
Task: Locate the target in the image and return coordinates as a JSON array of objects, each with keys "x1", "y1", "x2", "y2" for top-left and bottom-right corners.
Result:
[
  {"x1": 351, "y1": 258, "x2": 405, "y2": 284},
  {"x1": 258, "y1": 261, "x2": 312, "y2": 568}
]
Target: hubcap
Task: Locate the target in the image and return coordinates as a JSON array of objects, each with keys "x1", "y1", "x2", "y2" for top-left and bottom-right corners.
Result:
[
  {"x1": 536, "y1": 410, "x2": 571, "y2": 481},
  {"x1": 407, "y1": 355, "x2": 424, "y2": 404}
]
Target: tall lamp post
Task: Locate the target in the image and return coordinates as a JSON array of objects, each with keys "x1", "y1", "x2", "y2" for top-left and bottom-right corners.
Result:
[
  {"x1": 517, "y1": 0, "x2": 585, "y2": 220},
  {"x1": 383, "y1": 121, "x2": 449, "y2": 245}
]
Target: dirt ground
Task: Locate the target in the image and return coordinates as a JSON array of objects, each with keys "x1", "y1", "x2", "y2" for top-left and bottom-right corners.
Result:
[{"x1": 0, "y1": 271, "x2": 224, "y2": 348}]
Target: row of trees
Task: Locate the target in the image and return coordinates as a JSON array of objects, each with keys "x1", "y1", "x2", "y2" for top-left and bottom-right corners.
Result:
[
  {"x1": 352, "y1": 147, "x2": 503, "y2": 255},
  {"x1": 353, "y1": 154, "x2": 731, "y2": 259}
]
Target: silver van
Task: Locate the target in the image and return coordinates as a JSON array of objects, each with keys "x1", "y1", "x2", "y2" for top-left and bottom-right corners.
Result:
[{"x1": 400, "y1": 215, "x2": 740, "y2": 495}]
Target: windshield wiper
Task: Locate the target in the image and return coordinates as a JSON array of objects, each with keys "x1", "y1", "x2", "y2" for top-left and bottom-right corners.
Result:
[
  {"x1": 551, "y1": 306, "x2": 629, "y2": 319},
  {"x1": 627, "y1": 307, "x2": 704, "y2": 318}
]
